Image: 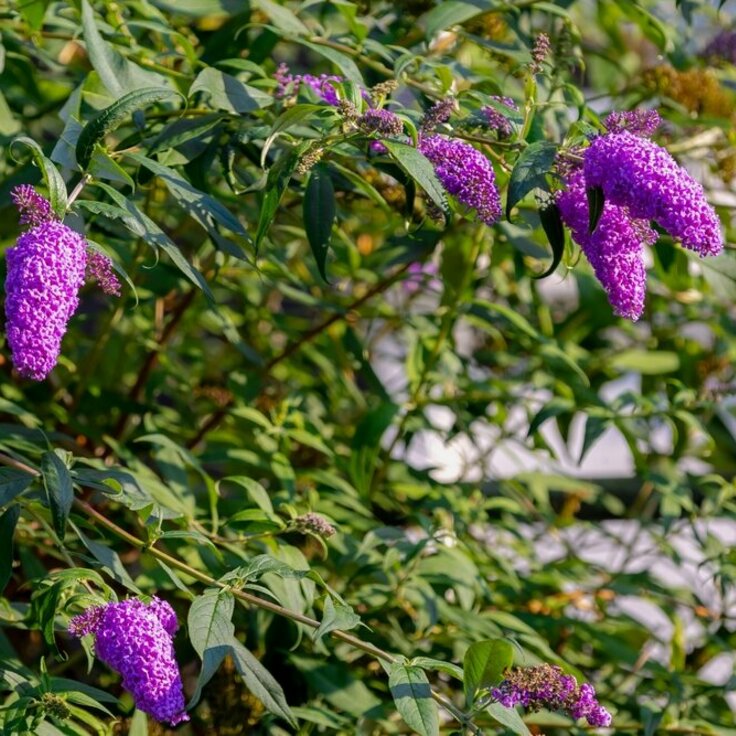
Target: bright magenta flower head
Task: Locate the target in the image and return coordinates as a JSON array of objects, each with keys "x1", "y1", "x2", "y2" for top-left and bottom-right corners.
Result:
[
  {"x1": 557, "y1": 169, "x2": 656, "y2": 321},
  {"x1": 69, "y1": 597, "x2": 189, "y2": 726},
  {"x1": 583, "y1": 131, "x2": 723, "y2": 256},
  {"x1": 5, "y1": 187, "x2": 87, "y2": 380},
  {"x1": 418, "y1": 135, "x2": 501, "y2": 226}
]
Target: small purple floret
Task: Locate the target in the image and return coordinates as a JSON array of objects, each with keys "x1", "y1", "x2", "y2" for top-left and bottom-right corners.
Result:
[
  {"x1": 583, "y1": 131, "x2": 723, "y2": 256},
  {"x1": 86, "y1": 249, "x2": 122, "y2": 297},
  {"x1": 481, "y1": 96, "x2": 518, "y2": 137},
  {"x1": 5, "y1": 220, "x2": 87, "y2": 380},
  {"x1": 418, "y1": 135, "x2": 501, "y2": 226},
  {"x1": 492, "y1": 664, "x2": 612, "y2": 728},
  {"x1": 274, "y1": 63, "x2": 343, "y2": 105},
  {"x1": 69, "y1": 598, "x2": 189, "y2": 726},
  {"x1": 11, "y1": 185, "x2": 55, "y2": 228}
]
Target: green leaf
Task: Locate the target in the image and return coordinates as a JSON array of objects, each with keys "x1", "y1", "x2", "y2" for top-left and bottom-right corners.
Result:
[
  {"x1": 40, "y1": 451, "x2": 73, "y2": 540},
  {"x1": 420, "y1": 0, "x2": 487, "y2": 37},
  {"x1": 229, "y1": 639, "x2": 297, "y2": 727},
  {"x1": 304, "y1": 165, "x2": 336, "y2": 282},
  {"x1": 580, "y1": 415, "x2": 609, "y2": 463},
  {"x1": 76, "y1": 87, "x2": 176, "y2": 170},
  {"x1": 387, "y1": 663, "x2": 439, "y2": 736},
  {"x1": 188, "y1": 589, "x2": 235, "y2": 708},
  {"x1": 610, "y1": 349, "x2": 680, "y2": 375},
  {"x1": 80, "y1": 0, "x2": 164, "y2": 96},
  {"x1": 586, "y1": 186, "x2": 605, "y2": 235},
  {"x1": 528, "y1": 398, "x2": 575, "y2": 437},
  {"x1": 261, "y1": 104, "x2": 324, "y2": 167},
  {"x1": 463, "y1": 638, "x2": 514, "y2": 708},
  {"x1": 254, "y1": 0, "x2": 310, "y2": 35},
  {"x1": 0, "y1": 469, "x2": 33, "y2": 507},
  {"x1": 410, "y1": 657, "x2": 464, "y2": 681},
  {"x1": 11, "y1": 137, "x2": 67, "y2": 218},
  {"x1": 18, "y1": 0, "x2": 51, "y2": 30},
  {"x1": 190, "y1": 67, "x2": 273, "y2": 113},
  {"x1": 79, "y1": 193, "x2": 215, "y2": 302},
  {"x1": 0, "y1": 505, "x2": 20, "y2": 595},
  {"x1": 298, "y1": 41, "x2": 364, "y2": 85},
  {"x1": 313, "y1": 596, "x2": 362, "y2": 644},
  {"x1": 535, "y1": 201, "x2": 565, "y2": 279},
  {"x1": 381, "y1": 140, "x2": 448, "y2": 213},
  {"x1": 255, "y1": 148, "x2": 303, "y2": 250},
  {"x1": 74, "y1": 527, "x2": 141, "y2": 594},
  {"x1": 506, "y1": 141, "x2": 557, "y2": 220},
  {"x1": 486, "y1": 701, "x2": 532, "y2": 736},
  {"x1": 126, "y1": 153, "x2": 247, "y2": 236}
]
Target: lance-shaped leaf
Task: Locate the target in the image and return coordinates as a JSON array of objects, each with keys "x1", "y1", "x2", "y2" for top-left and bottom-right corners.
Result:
[
  {"x1": 506, "y1": 141, "x2": 558, "y2": 221},
  {"x1": 41, "y1": 451, "x2": 73, "y2": 540},
  {"x1": 304, "y1": 165, "x2": 336, "y2": 282},
  {"x1": 387, "y1": 663, "x2": 439, "y2": 736}
]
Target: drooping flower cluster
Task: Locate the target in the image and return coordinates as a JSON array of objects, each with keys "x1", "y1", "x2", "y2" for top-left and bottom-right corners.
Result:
[
  {"x1": 357, "y1": 108, "x2": 403, "y2": 136},
  {"x1": 557, "y1": 169, "x2": 655, "y2": 320},
  {"x1": 702, "y1": 29, "x2": 736, "y2": 65},
  {"x1": 603, "y1": 109, "x2": 661, "y2": 137},
  {"x1": 11, "y1": 184, "x2": 54, "y2": 228},
  {"x1": 404, "y1": 261, "x2": 441, "y2": 294},
  {"x1": 294, "y1": 512, "x2": 336, "y2": 538},
  {"x1": 492, "y1": 664, "x2": 612, "y2": 728},
  {"x1": 69, "y1": 598, "x2": 189, "y2": 726},
  {"x1": 556, "y1": 117, "x2": 723, "y2": 319},
  {"x1": 481, "y1": 96, "x2": 518, "y2": 137},
  {"x1": 6, "y1": 193, "x2": 88, "y2": 380},
  {"x1": 418, "y1": 135, "x2": 501, "y2": 226},
  {"x1": 86, "y1": 249, "x2": 122, "y2": 297},
  {"x1": 419, "y1": 98, "x2": 456, "y2": 134},
  {"x1": 274, "y1": 63, "x2": 343, "y2": 105},
  {"x1": 583, "y1": 131, "x2": 722, "y2": 256},
  {"x1": 530, "y1": 32, "x2": 551, "y2": 72}
]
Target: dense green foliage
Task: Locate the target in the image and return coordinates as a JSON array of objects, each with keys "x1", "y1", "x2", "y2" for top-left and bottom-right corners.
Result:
[{"x1": 1, "y1": 0, "x2": 736, "y2": 734}]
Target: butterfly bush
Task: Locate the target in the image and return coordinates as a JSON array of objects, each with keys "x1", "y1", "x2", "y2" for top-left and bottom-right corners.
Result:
[
  {"x1": 603, "y1": 109, "x2": 661, "y2": 137},
  {"x1": 69, "y1": 598, "x2": 188, "y2": 726},
  {"x1": 492, "y1": 664, "x2": 612, "y2": 727},
  {"x1": 86, "y1": 250, "x2": 122, "y2": 297},
  {"x1": 481, "y1": 96, "x2": 518, "y2": 137},
  {"x1": 557, "y1": 168, "x2": 656, "y2": 320},
  {"x1": 274, "y1": 63, "x2": 343, "y2": 105},
  {"x1": 5, "y1": 187, "x2": 87, "y2": 380},
  {"x1": 418, "y1": 135, "x2": 501, "y2": 226},
  {"x1": 583, "y1": 131, "x2": 723, "y2": 256}
]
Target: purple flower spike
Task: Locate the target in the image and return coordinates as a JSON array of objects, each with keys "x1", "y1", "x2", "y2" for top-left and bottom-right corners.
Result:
[
  {"x1": 86, "y1": 249, "x2": 122, "y2": 297},
  {"x1": 557, "y1": 169, "x2": 655, "y2": 321},
  {"x1": 583, "y1": 131, "x2": 723, "y2": 256},
  {"x1": 603, "y1": 109, "x2": 661, "y2": 138},
  {"x1": 492, "y1": 664, "x2": 612, "y2": 728},
  {"x1": 481, "y1": 96, "x2": 518, "y2": 137},
  {"x1": 69, "y1": 598, "x2": 189, "y2": 727},
  {"x1": 358, "y1": 109, "x2": 403, "y2": 136},
  {"x1": 5, "y1": 220, "x2": 88, "y2": 380},
  {"x1": 274, "y1": 64, "x2": 343, "y2": 106},
  {"x1": 11, "y1": 185, "x2": 55, "y2": 229},
  {"x1": 418, "y1": 135, "x2": 501, "y2": 226}
]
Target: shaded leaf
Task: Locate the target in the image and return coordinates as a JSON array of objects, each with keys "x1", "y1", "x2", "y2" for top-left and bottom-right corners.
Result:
[
  {"x1": 381, "y1": 140, "x2": 448, "y2": 213},
  {"x1": 40, "y1": 451, "x2": 73, "y2": 539},
  {"x1": 313, "y1": 596, "x2": 362, "y2": 644},
  {"x1": 304, "y1": 165, "x2": 336, "y2": 282},
  {"x1": 387, "y1": 663, "x2": 439, "y2": 736},
  {"x1": 506, "y1": 141, "x2": 557, "y2": 220},
  {"x1": 463, "y1": 638, "x2": 514, "y2": 707},
  {"x1": 535, "y1": 201, "x2": 565, "y2": 279},
  {"x1": 0, "y1": 505, "x2": 20, "y2": 595},
  {"x1": 586, "y1": 186, "x2": 604, "y2": 235}
]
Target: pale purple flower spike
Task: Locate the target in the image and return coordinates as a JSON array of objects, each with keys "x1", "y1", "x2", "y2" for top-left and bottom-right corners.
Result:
[
  {"x1": 86, "y1": 250, "x2": 122, "y2": 297},
  {"x1": 69, "y1": 598, "x2": 189, "y2": 726},
  {"x1": 492, "y1": 664, "x2": 612, "y2": 728}
]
